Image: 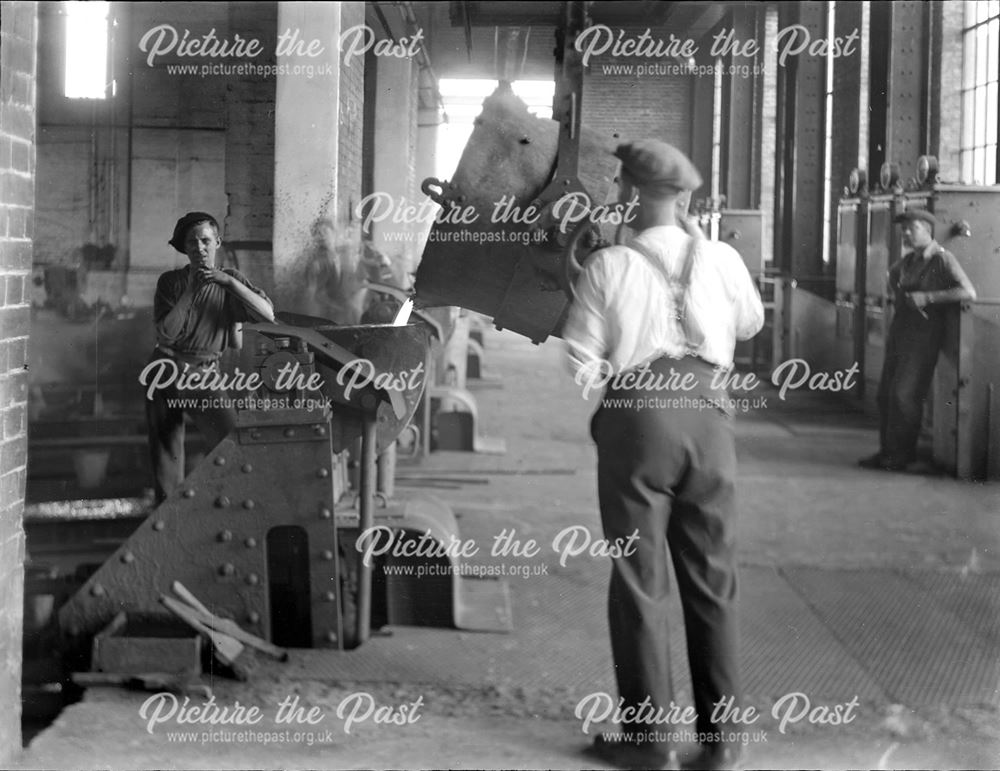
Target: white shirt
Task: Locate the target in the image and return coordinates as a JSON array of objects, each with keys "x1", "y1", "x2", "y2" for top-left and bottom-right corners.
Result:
[{"x1": 563, "y1": 225, "x2": 765, "y2": 376}]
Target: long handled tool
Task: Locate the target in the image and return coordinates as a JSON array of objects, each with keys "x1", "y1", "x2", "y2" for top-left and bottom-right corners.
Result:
[
  {"x1": 72, "y1": 671, "x2": 213, "y2": 699},
  {"x1": 159, "y1": 595, "x2": 251, "y2": 681},
  {"x1": 171, "y1": 581, "x2": 289, "y2": 661}
]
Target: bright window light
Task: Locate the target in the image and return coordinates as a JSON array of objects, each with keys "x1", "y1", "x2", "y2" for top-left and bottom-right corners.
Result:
[
  {"x1": 821, "y1": 2, "x2": 836, "y2": 264},
  {"x1": 510, "y1": 80, "x2": 555, "y2": 118},
  {"x1": 64, "y1": 1, "x2": 110, "y2": 99},
  {"x1": 436, "y1": 79, "x2": 555, "y2": 178}
]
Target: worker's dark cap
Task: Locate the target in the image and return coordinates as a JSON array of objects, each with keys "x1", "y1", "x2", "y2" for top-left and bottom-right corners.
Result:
[
  {"x1": 893, "y1": 209, "x2": 936, "y2": 229},
  {"x1": 168, "y1": 212, "x2": 220, "y2": 253},
  {"x1": 614, "y1": 139, "x2": 703, "y2": 193}
]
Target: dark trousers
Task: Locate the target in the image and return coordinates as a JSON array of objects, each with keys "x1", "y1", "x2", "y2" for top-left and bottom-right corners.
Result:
[
  {"x1": 877, "y1": 308, "x2": 945, "y2": 465},
  {"x1": 145, "y1": 352, "x2": 237, "y2": 503},
  {"x1": 592, "y1": 356, "x2": 741, "y2": 748}
]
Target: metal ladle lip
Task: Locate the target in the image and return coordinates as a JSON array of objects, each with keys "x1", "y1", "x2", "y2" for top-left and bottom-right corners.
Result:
[{"x1": 246, "y1": 322, "x2": 409, "y2": 419}]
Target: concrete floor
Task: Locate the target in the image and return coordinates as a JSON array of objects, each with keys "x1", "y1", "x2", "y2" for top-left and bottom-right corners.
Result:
[{"x1": 17, "y1": 325, "x2": 1000, "y2": 770}]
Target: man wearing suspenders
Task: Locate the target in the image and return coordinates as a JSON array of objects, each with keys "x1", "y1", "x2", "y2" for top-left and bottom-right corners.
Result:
[{"x1": 564, "y1": 140, "x2": 764, "y2": 771}]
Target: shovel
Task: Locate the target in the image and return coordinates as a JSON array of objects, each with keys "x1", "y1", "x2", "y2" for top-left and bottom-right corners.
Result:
[
  {"x1": 171, "y1": 581, "x2": 289, "y2": 661},
  {"x1": 159, "y1": 595, "x2": 251, "y2": 681}
]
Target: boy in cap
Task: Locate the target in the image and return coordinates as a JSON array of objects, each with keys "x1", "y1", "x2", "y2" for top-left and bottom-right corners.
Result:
[
  {"x1": 147, "y1": 212, "x2": 275, "y2": 502},
  {"x1": 564, "y1": 140, "x2": 763, "y2": 771},
  {"x1": 859, "y1": 208, "x2": 977, "y2": 471}
]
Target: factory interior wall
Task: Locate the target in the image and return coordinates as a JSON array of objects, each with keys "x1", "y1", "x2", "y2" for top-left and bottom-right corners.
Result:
[
  {"x1": 0, "y1": 1, "x2": 36, "y2": 760},
  {"x1": 580, "y1": 27, "x2": 693, "y2": 152}
]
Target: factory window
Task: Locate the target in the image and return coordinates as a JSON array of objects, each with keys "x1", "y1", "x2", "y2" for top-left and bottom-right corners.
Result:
[
  {"x1": 961, "y1": 0, "x2": 999, "y2": 185},
  {"x1": 64, "y1": 1, "x2": 111, "y2": 99},
  {"x1": 821, "y1": 1, "x2": 836, "y2": 264},
  {"x1": 711, "y1": 57, "x2": 723, "y2": 200}
]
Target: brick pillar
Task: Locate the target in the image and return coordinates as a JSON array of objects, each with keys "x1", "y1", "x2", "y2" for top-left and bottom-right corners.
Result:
[{"x1": 0, "y1": 0, "x2": 37, "y2": 761}]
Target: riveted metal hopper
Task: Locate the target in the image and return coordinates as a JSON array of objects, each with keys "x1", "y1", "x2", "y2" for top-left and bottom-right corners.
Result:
[{"x1": 58, "y1": 318, "x2": 434, "y2": 651}]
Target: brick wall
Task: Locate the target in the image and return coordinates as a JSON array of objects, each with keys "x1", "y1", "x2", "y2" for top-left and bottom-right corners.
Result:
[
  {"x1": 0, "y1": 1, "x2": 37, "y2": 761},
  {"x1": 581, "y1": 29, "x2": 693, "y2": 153}
]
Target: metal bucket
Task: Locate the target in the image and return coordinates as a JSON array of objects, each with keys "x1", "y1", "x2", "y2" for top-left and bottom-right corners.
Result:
[{"x1": 414, "y1": 87, "x2": 619, "y2": 343}]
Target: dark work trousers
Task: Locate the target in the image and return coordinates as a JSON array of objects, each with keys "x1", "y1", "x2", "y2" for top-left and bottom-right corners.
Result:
[
  {"x1": 145, "y1": 351, "x2": 237, "y2": 503},
  {"x1": 877, "y1": 305, "x2": 946, "y2": 466},
  {"x1": 591, "y1": 355, "x2": 741, "y2": 748}
]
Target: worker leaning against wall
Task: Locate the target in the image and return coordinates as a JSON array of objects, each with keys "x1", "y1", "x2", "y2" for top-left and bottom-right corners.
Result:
[{"x1": 859, "y1": 209, "x2": 977, "y2": 473}]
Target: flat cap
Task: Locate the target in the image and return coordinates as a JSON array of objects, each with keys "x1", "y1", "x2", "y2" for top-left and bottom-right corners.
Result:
[
  {"x1": 893, "y1": 209, "x2": 936, "y2": 229},
  {"x1": 614, "y1": 139, "x2": 703, "y2": 192},
  {"x1": 168, "y1": 211, "x2": 220, "y2": 253}
]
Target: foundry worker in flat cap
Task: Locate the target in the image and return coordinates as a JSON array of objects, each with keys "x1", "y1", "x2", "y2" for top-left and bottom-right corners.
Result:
[
  {"x1": 146, "y1": 212, "x2": 275, "y2": 503},
  {"x1": 859, "y1": 209, "x2": 976, "y2": 472},
  {"x1": 563, "y1": 140, "x2": 763, "y2": 771}
]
